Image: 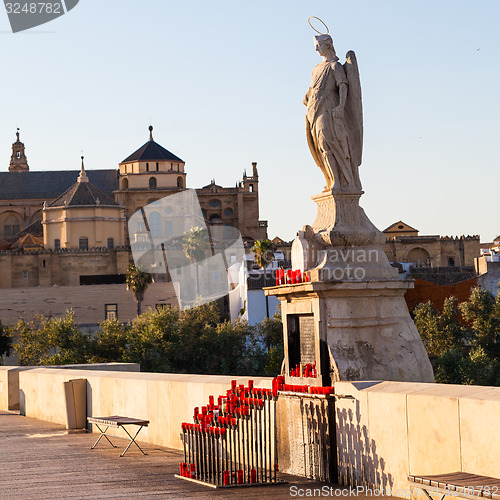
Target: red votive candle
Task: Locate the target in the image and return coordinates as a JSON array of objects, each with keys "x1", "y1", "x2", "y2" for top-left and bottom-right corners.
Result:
[
  {"x1": 251, "y1": 469, "x2": 257, "y2": 483},
  {"x1": 238, "y1": 470, "x2": 244, "y2": 484},
  {"x1": 223, "y1": 471, "x2": 230, "y2": 485}
]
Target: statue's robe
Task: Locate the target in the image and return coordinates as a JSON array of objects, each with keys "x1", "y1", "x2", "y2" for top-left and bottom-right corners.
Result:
[{"x1": 305, "y1": 52, "x2": 363, "y2": 192}]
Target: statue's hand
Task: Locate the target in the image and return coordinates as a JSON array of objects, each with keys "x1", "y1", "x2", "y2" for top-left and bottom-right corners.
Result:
[{"x1": 332, "y1": 106, "x2": 344, "y2": 120}]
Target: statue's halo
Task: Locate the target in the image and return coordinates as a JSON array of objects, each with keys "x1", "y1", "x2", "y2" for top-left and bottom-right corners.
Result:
[{"x1": 307, "y1": 16, "x2": 329, "y2": 35}]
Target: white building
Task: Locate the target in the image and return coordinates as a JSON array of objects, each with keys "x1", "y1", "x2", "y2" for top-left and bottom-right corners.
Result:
[{"x1": 229, "y1": 253, "x2": 282, "y2": 325}]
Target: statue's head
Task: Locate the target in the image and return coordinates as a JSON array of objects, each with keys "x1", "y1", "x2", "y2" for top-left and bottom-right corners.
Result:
[{"x1": 314, "y1": 34, "x2": 338, "y2": 61}]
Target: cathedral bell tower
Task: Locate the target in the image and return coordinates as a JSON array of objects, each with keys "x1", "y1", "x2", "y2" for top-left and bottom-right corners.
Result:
[{"x1": 9, "y1": 128, "x2": 29, "y2": 172}]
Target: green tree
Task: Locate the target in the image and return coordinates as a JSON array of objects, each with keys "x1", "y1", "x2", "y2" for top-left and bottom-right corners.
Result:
[
  {"x1": 413, "y1": 296, "x2": 467, "y2": 357},
  {"x1": 90, "y1": 318, "x2": 131, "y2": 363},
  {"x1": 251, "y1": 239, "x2": 275, "y2": 269},
  {"x1": 413, "y1": 287, "x2": 500, "y2": 386},
  {"x1": 0, "y1": 321, "x2": 13, "y2": 363},
  {"x1": 12, "y1": 316, "x2": 52, "y2": 366},
  {"x1": 181, "y1": 227, "x2": 211, "y2": 296},
  {"x1": 10, "y1": 303, "x2": 284, "y2": 376},
  {"x1": 127, "y1": 306, "x2": 180, "y2": 372},
  {"x1": 13, "y1": 311, "x2": 90, "y2": 366},
  {"x1": 459, "y1": 287, "x2": 500, "y2": 357},
  {"x1": 126, "y1": 264, "x2": 153, "y2": 316}
]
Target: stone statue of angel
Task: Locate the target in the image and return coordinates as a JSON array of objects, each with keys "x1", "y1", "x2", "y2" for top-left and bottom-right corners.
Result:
[{"x1": 304, "y1": 34, "x2": 363, "y2": 193}]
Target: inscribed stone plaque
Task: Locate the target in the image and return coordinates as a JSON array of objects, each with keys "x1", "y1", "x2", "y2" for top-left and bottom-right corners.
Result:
[{"x1": 299, "y1": 315, "x2": 316, "y2": 364}]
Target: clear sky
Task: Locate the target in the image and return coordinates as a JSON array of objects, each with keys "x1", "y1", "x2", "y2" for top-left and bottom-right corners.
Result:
[{"x1": 1, "y1": 0, "x2": 499, "y2": 242}]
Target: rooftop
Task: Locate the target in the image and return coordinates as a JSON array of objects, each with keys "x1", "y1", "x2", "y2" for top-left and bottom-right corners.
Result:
[
  {"x1": 49, "y1": 180, "x2": 119, "y2": 208},
  {"x1": 121, "y1": 126, "x2": 184, "y2": 164},
  {"x1": 0, "y1": 169, "x2": 118, "y2": 201},
  {"x1": 49, "y1": 159, "x2": 119, "y2": 208}
]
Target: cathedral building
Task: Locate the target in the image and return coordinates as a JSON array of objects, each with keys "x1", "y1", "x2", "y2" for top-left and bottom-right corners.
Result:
[{"x1": 0, "y1": 127, "x2": 268, "y2": 293}]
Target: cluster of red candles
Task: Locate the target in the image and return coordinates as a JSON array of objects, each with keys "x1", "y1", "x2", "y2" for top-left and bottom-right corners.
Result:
[
  {"x1": 289, "y1": 362, "x2": 317, "y2": 378},
  {"x1": 179, "y1": 377, "x2": 336, "y2": 487},
  {"x1": 179, "y1": 462, "x2": 256, "y2": 485},
  {"x1": 275, "y1": 269, "x2": 311, "y2": 286},
  {"x1": 281, "y1": 384, "x2": 335, "y2": 395},
  {"x1": 180, "y1": 378, "x2": 281, "y2": 486}
]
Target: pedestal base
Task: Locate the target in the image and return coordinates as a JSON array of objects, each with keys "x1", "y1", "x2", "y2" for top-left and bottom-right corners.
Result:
[
  {"x1": 291, "y1": 190, "x2": 398, "y2": 281},
  {"x1": 265, "y1": 280, "x2": 434, "y2": 384}
]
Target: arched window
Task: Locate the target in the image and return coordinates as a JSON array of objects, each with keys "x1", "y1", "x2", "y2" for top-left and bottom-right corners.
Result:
[
  {"x1": 79, "y1": 237, "x2": 89, "y2": 251},
  {"x1": 149, "y1": 212, "x2": 161, "y2": 237},
  {"x1": 209, "y1": 199, "x2": 221, "y2": 208},
  {"x1": 407, "y1": 247, "x2": 431, "y2": 268},
  {"x1": 54, "y1": 239, "x2": 61, "y2": 250},
  {"x1": 3, "y1": 214, "x2": 21, "y2": 237},
  {"x1": 224, "y1": 208, "x2": 233, "y2": 217},
  {"x1": 149, "y1": 177, "x2": 157, "y2": 189},
  {"x1": 249, "y1": 184, "x2": 254, "y2": 192},
  {"x1": 107, "y1": 238, "x2": 114, "y2": 249},
  {"x1": 122, "y1": 178, "x2": 129, "y2": 190},
  {"x1": 177, "y1": 176, "x2": 183, "y2": 189},
  {"x1": 146, "y1": 162, "x2": 149, "y2": 172},
  {"x1": 156, "y1": 162, "x2": 159, "y2": 171}
]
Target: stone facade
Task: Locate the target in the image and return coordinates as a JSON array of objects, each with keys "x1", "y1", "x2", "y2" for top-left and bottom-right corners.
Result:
[
  {"x1": 0, "y1": 249, "x2": 130, "y2": 288},
  {"x1": 383, "y1": 221, "x2": 480, "y2": 268},
  {"x1": 0, "y1": 127, "x2": 268, "y2": 290},
  {"x1": 196, "y1": 163, "x2": 267, "y2": 245},
  {"x1": 0, "y1": 282, "x2": 177, "y2": 325}
]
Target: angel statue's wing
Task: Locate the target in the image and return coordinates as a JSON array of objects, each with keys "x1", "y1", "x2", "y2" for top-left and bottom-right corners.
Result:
[{"x1": 343, "y1": 50, "x2": 363, "y2": 168}]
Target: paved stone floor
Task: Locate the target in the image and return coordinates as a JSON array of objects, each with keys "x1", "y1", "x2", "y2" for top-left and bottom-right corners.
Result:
[{"x1": 0, "y1": 411, "x2": 335, "y2": 499}]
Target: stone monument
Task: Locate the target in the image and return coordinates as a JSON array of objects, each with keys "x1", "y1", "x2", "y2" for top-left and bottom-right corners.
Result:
[{"x1": 266, "y1": 21, "x2": 434, "y2": 384}]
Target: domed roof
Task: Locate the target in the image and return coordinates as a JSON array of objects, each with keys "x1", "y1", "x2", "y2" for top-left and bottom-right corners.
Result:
[
  {"x1": 121, "y1": 126, "x2": 184, "y2": 164},
  {"x1": 48, "y1": 157, "x2": 119, "y2": 208}
]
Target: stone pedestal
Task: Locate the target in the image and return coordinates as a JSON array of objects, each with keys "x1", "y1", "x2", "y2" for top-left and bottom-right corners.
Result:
[
  {"x1": 265, "y1": 280, "x2": 434, "y2": 384},
  {"x1": 292, "y1": 190, "x2": 399, "y2": 281}
]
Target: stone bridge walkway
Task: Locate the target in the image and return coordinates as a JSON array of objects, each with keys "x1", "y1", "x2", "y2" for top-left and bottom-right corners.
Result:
[{"x1": 0, "y1": 411, "x2": 331, "y2": 499}]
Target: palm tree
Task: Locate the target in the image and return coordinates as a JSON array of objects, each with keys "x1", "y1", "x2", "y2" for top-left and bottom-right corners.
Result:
[
  {"x1": 252, "y1": 239, "x2": 275, "y2": 270},
  {"x1": 181, "y1": 227, "x2": 211, "y2": 296},
  {"x1": 126, "y1": 264, "x2": 153, "y2": 316}
]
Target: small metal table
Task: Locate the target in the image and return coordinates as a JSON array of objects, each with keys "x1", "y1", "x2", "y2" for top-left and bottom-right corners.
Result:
[{"x1": 87, "y1": 416, "x2": 149, "y2": 457}]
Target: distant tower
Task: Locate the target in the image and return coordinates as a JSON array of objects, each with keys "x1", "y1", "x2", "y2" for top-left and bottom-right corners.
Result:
[{"x1": 9, "y1": 128, "x2": 29, "y2": 172}]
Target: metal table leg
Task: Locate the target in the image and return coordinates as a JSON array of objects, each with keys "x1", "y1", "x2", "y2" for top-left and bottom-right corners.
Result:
[
  {"x1": 90, "y1": 424, "x2": 117, "y2": 449},
  {"x1": 120, "y1": 425, "x2": 148, "y2": 457}
]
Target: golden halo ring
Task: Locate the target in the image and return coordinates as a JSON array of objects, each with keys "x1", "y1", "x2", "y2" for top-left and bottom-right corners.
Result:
[{"x1": 308, "y1": 16, "x2": 329, "y2": 35}]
